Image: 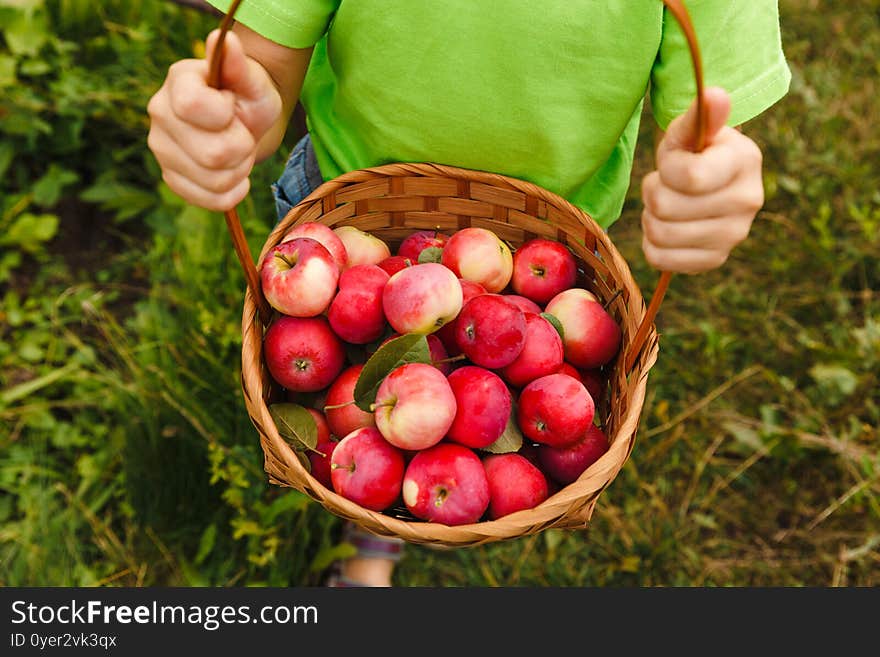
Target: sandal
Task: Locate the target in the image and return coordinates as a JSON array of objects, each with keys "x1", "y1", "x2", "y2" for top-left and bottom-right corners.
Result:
[{"x1": 325, "y1": 521, "x2": 405, "y2": 587}]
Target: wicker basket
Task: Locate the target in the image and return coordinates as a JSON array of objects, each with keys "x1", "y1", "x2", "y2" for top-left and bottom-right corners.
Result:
[
  {"x1": 209, "y1": 0, "x2": 705, "y2": 548},
  {"x1": 240, "y1": 162, "x2": 659, "y2": 547}
]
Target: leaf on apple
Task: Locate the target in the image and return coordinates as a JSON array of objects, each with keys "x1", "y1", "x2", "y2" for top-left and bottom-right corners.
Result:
[
  {"x1": 417, "y1": 246, "x2": 443, "y2": 264},
  {"x1": 269, "y1": 402, "x2": 319, "y2": 453},
  {"x1": 481, "y1": 401, "x2": 523, "y2": 454},
  {"x1": 353, "y1": 333, "x2": 431, "y2": 412},
  {"x1": 540, "y1": 312, "x2": 565, "y2": 340}
]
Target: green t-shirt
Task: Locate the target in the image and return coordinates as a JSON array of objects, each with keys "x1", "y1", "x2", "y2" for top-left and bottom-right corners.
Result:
[{"x1": 207, "y1": 1, "x2": 791, "y2": 228}]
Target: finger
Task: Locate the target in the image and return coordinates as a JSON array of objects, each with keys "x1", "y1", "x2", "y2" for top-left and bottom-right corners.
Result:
[
  {"x1": 640, "y1": 235, "x2": 730, "y2": 274},
  {"x1": 661, "y1": 86, "x2": 732, "y2": 153},
  {"x1": 166, "y1": 59, "x2": 237, "y2": 132},
  {"x1": 641, "y1": 207, "x2": 753, "y2": 251},
  {"x1": 655, "y1": 131, "x2": 744, "y2": 194},
  {"x1": 204, "y1": 29, "x2": 266, "y2": 101},
  {"x1": 642, "y1": 169, "x2": 764, "y2": 222},
  {"x1": 165, "y1": 113, "x2": 255, "y2": 171},
  {"x1": 161, "y1": 168, "x2": 251, "y2": 213},
  {"x1": 148, "y1": 128, "x2": 255, "y2": 195}
]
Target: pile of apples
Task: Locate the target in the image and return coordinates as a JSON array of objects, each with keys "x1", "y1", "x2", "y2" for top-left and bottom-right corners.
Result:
[{"x1": 260, "y1": 221, "x2": 622, "y2": 526}]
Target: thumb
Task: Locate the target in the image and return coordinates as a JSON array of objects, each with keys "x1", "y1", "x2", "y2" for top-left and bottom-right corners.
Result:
[
  {"x1": 662, "y1": 86, "x2": 732, "y2": 152},
  {"x1": 204, "y1": 29, "x2": 263, "y2": 100}
]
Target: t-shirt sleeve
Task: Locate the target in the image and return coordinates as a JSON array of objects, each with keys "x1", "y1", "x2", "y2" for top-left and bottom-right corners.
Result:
[
  {"x1": 206, "y1": 0, "x2": 340, "y2": 49},
  {"x1": 650, "y1": 0, "x2": 792, "y2": 130}
]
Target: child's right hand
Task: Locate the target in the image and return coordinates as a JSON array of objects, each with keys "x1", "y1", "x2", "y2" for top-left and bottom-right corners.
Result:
[{"x1": 147, "y1": 29, "x2": 283, "y2": 212}]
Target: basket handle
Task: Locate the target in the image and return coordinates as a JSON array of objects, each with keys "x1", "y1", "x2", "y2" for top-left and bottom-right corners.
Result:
[
  {"x1": 206, "y1": 0, "x2": 273, "y2": 327},
  {"x1": 624, "y1": 0, "x2": 707, "y2": 374}
]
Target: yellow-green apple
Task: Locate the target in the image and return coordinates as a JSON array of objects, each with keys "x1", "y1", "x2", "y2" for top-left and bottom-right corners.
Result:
[
  {"x1": 323, "y1": 364, "x2": 376, "y2": 438},
  {"x1": 282, "y1": 221, "x2": 348, "y2": 272},
  {"x1": 435, "y1": 278, "x2": 487, "y2": 356},
  {"x1": 517, "y1": 372, "x2": 595, "y2": 447},
  {"x1": 511, "y1": 237, "x2": 578, "y2": 305},
  {"x1": 503, "y1": 294, "x2": 543, "y2": 315},
  {"x1": 537, "y1": 424, "x2": 609, "y2": 485},
  {"x1": 330, "y1": 426, "x2": 405, "y2": 512},
  {"x1": 446, "y1": 366, "x2": 512, "y2": 449},
  {"x1": 333, "y1": 225, "x2": 391, "y2": 268},
  {"x1": 263, "y1": 316, "x2": 346, "y2": 392},
  {"x1": 402, "y1": 443, "x2": 490, "y2": 525},
  {"x1": 377, "y1": 254, "x2": 414, "y2": 277},
  {"x1": 305, "y1": 408, "x2": 336, "y2": 489},
  {"x1": 482, "y1": 453, "x2": 550, "y2": 519},
  {"x1": 328, "y1": 264, "x2": 390, "y2": 344},
  {"x1": 397, "y1": 229, "x2": 450, "y2": 261},
  {"x1": 544, "y1": 288, "x2": 622, "y2": 369},
  {"x1": 441, "y1": 226, "x2": 513, "y2": 293},
  {"x1": 454, "y1": 293, "x2": 527, "y2": 368},
  {"x1": 373, "y1": 362, "x2": 457, "y2": 450},
  {"x1": 499, "y1": 312, "x2": 565, "y2": 388},
  {"x1": 381, "y1": 262, "x2": 463, "y2": 335},
  {"x1": 260, "y1": 237, "x2": 339, "y2": 317}
]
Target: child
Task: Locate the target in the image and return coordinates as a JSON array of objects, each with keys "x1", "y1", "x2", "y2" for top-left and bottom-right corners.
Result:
[{"x1": 147, "y1": 1, "x2": 791, "y2": 585}]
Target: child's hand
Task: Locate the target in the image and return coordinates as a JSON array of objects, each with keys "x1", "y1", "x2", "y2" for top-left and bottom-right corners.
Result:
[
  {"x1": 147, "y1": 29, "x2": 283, "y2": 212},
  {"x1": 641, "y1": 87, "x2": 765, "y2": 273}
]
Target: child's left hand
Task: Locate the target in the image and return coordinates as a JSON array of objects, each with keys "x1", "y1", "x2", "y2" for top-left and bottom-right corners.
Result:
[{"x1": 641, "y1": 86, "x2": 765, "y2": 274}]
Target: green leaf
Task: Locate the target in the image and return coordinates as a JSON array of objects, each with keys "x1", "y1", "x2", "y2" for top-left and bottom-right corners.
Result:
[
  {"x1": 3, "y1": 7, "x2": 49, "y2": 56},
  {"x1": 264, "y1": 490, "x2": 311, "y2": 523},
  {"x1": 353, "y1": 333, "x2": 431, "y2": 411},
  {"x1": 0, "y1": 54, "x2": 16, "y2": 88},
  {"x1": 194, "y1": 524, "x2": 216, "y2": 565},
  {"x1": 480, "y1": 399, "x2": 523, "y2": 454},
  {"x1": 33, "y1": 164, "x2": 78, "y2": 207},
  {"x1": 268, "y1": 402, "x2": 318, "y2": 452},
  {"x1": 309, "y1": 542, "x2": 358, "y2": 573},
  {"x1": 540, "y1": 312, "x2": 565, "y2": 340},
  {"x1": 0, "y1": 142, "x2": 14, "y2": 180},
  {"x1": 80, "y1": 179, "x2": 156, "y2": 222},
  {"x1": 417, "y1": 246, "x2": 443, "y2": 264},
  {"x1": 0, "y1": 213, "x2": 59, "y2": 251}
]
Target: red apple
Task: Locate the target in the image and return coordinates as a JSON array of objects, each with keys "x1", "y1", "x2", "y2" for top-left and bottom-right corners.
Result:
[
  {"x1": 435, "y1": 278, "x2": 487, "y2": 356},
  {"x1": 544, "y1": 288, "x2": 622, "y2": 369},
  {"x1": 402, "y1": 443, "x2": 490, "y2": 525},
  {"x1": 323, "y1": 364, "x2": 376, "y2": 438},
  {"x1": 445, "y1": 366, "x2": 512, "y2": 449},
  {"x1": 377, "y1": 254, "x2": 414, "y2": 277},
  {"x1": 483, "y1": 453, "x2": 550, "y2": 519},
  {"x1": 578, "y1": 368, "x2": 605, "y2": 406},
  {"x1": 260, "y1": 237, "x2": 339, "y2": 317},
  {"x1": 537, "y1": 424, "x2": 610, "y2": 485},
  {"x1": 441, "y1": 226, "x2": 513, "y2": 293},
  {"x1": 382, "y1": 262, "x2": 463, "y2": 335},
  {"x1": 328, "y1": 264, "x2": 390, "y2": 344},
  {"x1": 511, "y1": 237, "x2": 578, "y2": 305},
  {"x1": 305, "y1": 408, "x2": 336, "y2": 489},
  {"x1": 503, "y1": 294, "x2": 543, "y2": 315},
  {"x1": 282, "y1": 221, "x2": 348, "y2": 272},
  {"x1": 330, "y1": 426, "x2": 405, "y2": 512},
  {"x1": 397, "y1": 229, "x2": 450, "y2": 261},
  {"x1": 516, "y1": 372, "x2": 595, "y2": 447},
  {"x1": 263, "y1": 315, "x2": 346, "y2": 392},
  {"x1": 499, "y1": 312, "x2": 565, "y2": 388},
  {"x1": 373, "y1": 363, "x2": 457, "y2": 450},
  {"x1": 454, "y1": 293, "x2": 527, "y2": 369},
  {"x1": 333, "y1": 225, "x2": 391, "y2": 268}
]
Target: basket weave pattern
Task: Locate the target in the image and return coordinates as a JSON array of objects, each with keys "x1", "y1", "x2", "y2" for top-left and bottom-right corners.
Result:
[{"x1": 239, "y1": 162, "x2": 659, "y2": 548}]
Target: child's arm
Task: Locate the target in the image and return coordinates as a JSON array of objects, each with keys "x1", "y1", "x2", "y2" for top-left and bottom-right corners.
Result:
[
  {"x1": 641, "y1": 86, "x2": 765, "y2": 273},
  {"x1": 147, "y1": 23, "x2": 312, "y2": 212}
]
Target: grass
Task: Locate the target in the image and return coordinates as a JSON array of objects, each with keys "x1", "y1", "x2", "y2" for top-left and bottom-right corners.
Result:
[{"x1": 1, "y1": 0, "x2": 877, "y2": 587}]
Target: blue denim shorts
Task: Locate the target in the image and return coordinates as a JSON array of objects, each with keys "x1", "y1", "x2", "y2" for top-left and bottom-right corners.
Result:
[{"x1": 271, "y1": 133, "x2": 324, "y2": 223}]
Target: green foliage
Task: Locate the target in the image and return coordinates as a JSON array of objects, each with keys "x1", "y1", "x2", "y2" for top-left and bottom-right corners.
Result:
[{"x1": 1, "y1": 0, "x2": 878, "y2": 588}]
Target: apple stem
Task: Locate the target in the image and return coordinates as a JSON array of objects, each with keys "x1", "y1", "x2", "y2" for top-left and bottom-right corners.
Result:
[
  {"x1": 323, "y1": 400, "x2": 357, "y2": 411},
  {"x1": 369, "y1": 401, "x2": 396, "y2": 412},
  {"x1": 275, "y1": 253, "x2": 297, "y2": 268},
  {"x1": 432, "y1": 354, "x2": 467, "y2": 366}
]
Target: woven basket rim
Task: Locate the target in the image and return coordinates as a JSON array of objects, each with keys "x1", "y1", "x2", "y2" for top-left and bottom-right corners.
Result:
[{"x1": 240, "y1": 161, "x2": 660, "y2": 547}]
